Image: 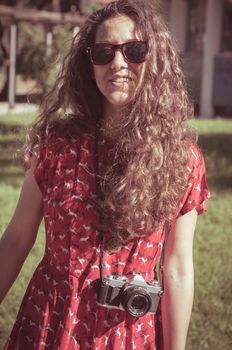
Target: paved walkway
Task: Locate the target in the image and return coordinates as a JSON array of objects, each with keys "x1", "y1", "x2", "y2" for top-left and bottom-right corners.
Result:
[{"x1": 0, "y1": 102, "x2": 38, "y2": 115}]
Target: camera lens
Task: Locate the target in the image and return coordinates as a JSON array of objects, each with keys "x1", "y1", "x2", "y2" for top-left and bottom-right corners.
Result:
[{"x1": 121, "y1": 287, "x2": 151, "y2": 317}]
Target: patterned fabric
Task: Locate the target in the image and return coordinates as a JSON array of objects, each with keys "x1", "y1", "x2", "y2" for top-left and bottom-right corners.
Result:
[{"x1": 4, "y1": 126, "x2": 209, "y2": 350}]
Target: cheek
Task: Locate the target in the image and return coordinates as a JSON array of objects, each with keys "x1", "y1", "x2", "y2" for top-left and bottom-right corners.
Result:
[
  {"x1": 93, "y1": 66, "x2": 104, "y2": 80},
  {"x1": 134, "y1": 64, "x2": 146, "y2": 86},
  {"x1": 93, "y1": 67, "x2": 106, "y2": 93}
]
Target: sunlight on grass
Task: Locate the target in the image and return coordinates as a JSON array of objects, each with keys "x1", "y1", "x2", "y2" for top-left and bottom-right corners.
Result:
[
  {"x1": 0, "y1": 112, "x2": 37, "y2": 125},
  {"x1": 187, "y1": 194, "x2": 232, "y2": 349},
  {"x1": 190, "y1": 118, "x2": 232, "y2": 134}
]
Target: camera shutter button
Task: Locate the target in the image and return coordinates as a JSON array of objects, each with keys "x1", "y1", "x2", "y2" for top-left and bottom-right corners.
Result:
[{"x1": 148, "y1": 280, "x2": 160, "y2": 286}]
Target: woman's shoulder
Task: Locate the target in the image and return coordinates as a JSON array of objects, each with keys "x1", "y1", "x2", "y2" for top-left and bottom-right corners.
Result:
[
  {"x1": 186, "y1": 143, "x2": 206, "y2": 177},
  {"x1": 42, "y1": 117, "x2": 94, "y2": 149},
  {"x1": 33, "y1": 118, "x2": 95, "y2": 167},
  {"x1": 177, "y1": 142, "x2": 209, "y2": 216}
]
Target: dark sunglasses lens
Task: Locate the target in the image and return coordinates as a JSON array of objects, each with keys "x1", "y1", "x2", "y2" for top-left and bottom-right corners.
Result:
[
  {"x1": 124, "y1": 42, "x2": 148, "y2": 63},
  {"x1": 91, "y1": 44, "x2": 114, "y2": 65}
]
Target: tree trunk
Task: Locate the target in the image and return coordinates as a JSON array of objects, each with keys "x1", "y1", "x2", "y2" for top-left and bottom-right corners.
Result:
[
  {"x1": 0, "y1": 67, "x2": 9, "y2": 101},
  {"x1": 0, "y1": 20, "x2": 10, "y2": 101}
]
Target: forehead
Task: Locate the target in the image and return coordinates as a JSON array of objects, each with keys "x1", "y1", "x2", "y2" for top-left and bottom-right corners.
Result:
[{"x1": 95, "y1": 15, "x2": 142, "y2": 43}]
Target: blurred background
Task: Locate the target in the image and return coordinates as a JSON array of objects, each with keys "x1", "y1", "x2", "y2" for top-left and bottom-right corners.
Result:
[
  {"x1": 0, "y1": 0, "x2": 232, "y2": 116},
  {"x1": 0, "y1": 0, "x2": 232, "y2": 349}
]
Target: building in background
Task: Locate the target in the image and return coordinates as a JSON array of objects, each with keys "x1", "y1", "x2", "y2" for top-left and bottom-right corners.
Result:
[
  {"x1": 1, "y1": 0, "x2": 232, "y2": 117},
  {"x1": 164, "y1": 0, "x2": 232, "y2": 117}
]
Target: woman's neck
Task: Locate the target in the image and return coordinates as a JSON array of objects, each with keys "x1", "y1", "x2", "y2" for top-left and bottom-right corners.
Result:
[{"x1": 101, "y1": 105, "x2": 125, "y2": 139}]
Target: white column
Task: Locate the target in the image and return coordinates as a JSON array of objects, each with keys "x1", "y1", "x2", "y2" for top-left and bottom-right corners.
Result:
[
  {"x1": 169, "y1": 0, "x2": 188, "y2": 52},
  {"x1": 46, "y1": 31, "x2": 53, "y2": 48},
  {"x1": 8, "y1": 23, "x2": 17, "y2": 109},
  {"x1": 46, "y1": 29, "x2": 53, "y2": 56},
  {"x1": 200, "y1": 0, "x2": 223, "y2": 117}
]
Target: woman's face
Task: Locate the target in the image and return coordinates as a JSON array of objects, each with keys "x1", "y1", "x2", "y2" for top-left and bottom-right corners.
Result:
[{"x1": 93, "y1": 15, "x2": 147, "y2": 115}]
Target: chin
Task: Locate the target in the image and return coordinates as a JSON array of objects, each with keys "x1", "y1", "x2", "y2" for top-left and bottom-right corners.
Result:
[
  {"x1": 111, "y1": 100, "x2": 129, "y2": 107},
  {"x1": 107, "y1": 94, "x2": 133, "y2": 107}
]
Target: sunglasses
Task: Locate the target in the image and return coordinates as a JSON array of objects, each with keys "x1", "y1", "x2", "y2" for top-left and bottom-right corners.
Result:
[{"x1": 86, "y1": 40, "x2": 148, "y2": 65}]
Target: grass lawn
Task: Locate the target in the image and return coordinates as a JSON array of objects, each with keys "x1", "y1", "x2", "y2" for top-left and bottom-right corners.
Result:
[{"x1": 0, "y1": 113, "x2": 232, "y2": 349}]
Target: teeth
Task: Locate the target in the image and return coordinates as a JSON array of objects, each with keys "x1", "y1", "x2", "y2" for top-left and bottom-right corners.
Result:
[{"x1": 111, "y1": 78, "x2": 129, "y2": 83}]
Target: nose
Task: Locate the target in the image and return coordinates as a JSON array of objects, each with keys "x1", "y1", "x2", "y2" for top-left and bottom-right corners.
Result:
[{"x1": 110, "y1": 49, "x2": 128, "y2": 69}]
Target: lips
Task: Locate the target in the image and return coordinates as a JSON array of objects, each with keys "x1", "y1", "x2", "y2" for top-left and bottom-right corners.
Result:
[{"x1": 109, "y1": 75, "x2": 132, "y2": 83}]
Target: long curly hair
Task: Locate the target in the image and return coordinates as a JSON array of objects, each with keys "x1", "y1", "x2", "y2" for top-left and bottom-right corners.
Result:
[{"x1": 24, "y1": 0, "x2": 197, "y2": 242}]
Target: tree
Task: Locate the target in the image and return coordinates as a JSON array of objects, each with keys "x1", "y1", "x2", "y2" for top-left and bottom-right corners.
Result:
[
  {"x1": 17, "y1": 22, "x2": 74, "y2": 96},
  {"x1": 0, "y1": 0, "x2": 87, "y2": 101},
  {"x1": 0, "y1": 18, "x2": 10, "y2": 101},
  {"x1": 0, "y1": 0, "x2": 90, "y2": 14}
]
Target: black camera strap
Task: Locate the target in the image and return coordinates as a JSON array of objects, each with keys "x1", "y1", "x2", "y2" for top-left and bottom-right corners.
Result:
[
  {"x1": 94, "y1": 130, "x2": 168, "y2": 293},
  {"x1": 94, "y1": 129, "x2": 105, "y2": 283},
  {"x1": 159, "y1": 222, "x2": 169, "y2": 294}
]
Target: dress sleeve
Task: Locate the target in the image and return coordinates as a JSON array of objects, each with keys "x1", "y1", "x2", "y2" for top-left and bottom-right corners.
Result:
[
  {"x1": 33, "y1": 128, "x2": 56, "y2": 196},
  {"x1": 179, "y1": 145, "x2": 210, "y2": 216}
]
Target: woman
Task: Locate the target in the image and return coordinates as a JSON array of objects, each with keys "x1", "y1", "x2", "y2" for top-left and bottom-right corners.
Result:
[{"x1": 0, "y1": 0, "x2": 209, "y2": 349}]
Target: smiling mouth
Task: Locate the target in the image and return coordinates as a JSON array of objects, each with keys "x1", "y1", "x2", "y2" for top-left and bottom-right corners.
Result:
[{"x1": 109, "y1": 76, "x2": 132, "y2": 84}]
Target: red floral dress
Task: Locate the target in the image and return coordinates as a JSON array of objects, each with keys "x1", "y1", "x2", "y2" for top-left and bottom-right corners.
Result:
[{"x1": 4, "y1": 126, "x2": 209, "y2": 350}]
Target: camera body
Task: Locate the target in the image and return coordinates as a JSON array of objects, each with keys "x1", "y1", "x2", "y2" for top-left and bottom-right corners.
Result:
[{"x1": 97, "y1": 274, "x2": 162, "y2": 317}]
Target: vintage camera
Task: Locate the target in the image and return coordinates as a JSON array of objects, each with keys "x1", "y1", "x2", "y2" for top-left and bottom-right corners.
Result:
[{"x1": 97, "y1": 274, "x2": 162, "y2": 317}]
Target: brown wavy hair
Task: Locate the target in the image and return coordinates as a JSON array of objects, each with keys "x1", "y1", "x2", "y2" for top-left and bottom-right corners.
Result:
[{"x1": 24, "y1": 0, "x2": 197, "y2": 242}]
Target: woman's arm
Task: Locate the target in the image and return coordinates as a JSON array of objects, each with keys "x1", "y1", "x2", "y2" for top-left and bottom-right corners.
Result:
[
  {"x1": 0, "y1": 159, "x2": 43, "y2": 303},
  {"x1": 161, "y1": 208, "x2": 198, "y2": 350}
]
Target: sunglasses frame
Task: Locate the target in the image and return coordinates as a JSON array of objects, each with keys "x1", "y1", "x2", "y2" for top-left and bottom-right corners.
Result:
[{"x1": 86, "y1": 40, "x2": 148, "y2": 65}]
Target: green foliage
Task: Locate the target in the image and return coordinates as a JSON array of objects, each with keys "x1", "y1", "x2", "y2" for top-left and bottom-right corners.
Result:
[
  {"x1": 1, "y1": 1, "x2": 103, "y2": 96},
  {"x1": 17, "y1": 22, "x2": 73, "y2": 94},
  {"x1": 82, "y1": 0, "x2": 103, "y2": 15},
  {"x1": 17, "y1": 23, "x2": 45, "y2": 80},
  {"x1": 0, "y1": 115, "x2": 231, "y2": 349}
]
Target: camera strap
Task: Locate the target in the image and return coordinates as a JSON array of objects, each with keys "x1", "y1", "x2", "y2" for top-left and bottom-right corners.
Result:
[
  {"x1": 94, "y1": 128, "x2": 105, "y2": 282},
  {"x1": 94, "y1": 129, "x2": 168, "y2": 293},
  {"x1": 159, "y1": 222, "x2": 169, "y2": 294}
]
